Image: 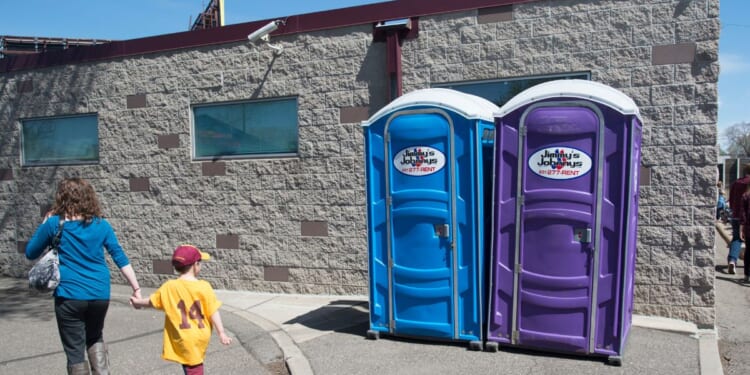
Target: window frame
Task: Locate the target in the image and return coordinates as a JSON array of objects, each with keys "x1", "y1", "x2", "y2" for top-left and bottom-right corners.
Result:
[
  {"x1": 433, "y1": 71, "x2": 591, "y2": 107},
  {"x1": 19, "y1": 113, "x2": 100, "y2": 167},
  {"x1": 190, "y1": 96, "x2": 299, "y2": 161}
]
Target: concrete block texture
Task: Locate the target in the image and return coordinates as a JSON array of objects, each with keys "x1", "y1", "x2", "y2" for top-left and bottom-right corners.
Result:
[{"x1": 0, "y1": 0, "x2": 718, "y2": 326}]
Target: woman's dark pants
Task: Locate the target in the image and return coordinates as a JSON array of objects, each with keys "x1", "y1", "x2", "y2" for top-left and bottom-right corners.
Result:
[{"x1": 55, "y1": 297, "x2": 109, "y2": 365}]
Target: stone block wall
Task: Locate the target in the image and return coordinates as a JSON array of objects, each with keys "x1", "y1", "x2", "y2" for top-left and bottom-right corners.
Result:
[
  {"x1": 0, "y1": 24, "x2": 385, "y2": 296},
  {"x1": 0, "y1": 0, "x2": 719, "y2": 327},
  {"x1": 397, "y1": 0, "x2": 719, "y2": 328}
]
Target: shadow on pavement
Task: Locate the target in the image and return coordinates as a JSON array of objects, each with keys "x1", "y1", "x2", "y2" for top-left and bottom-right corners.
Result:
[
  {"x1": 715, "y1": 274, "x2": 750, "y2": 287},
  {"x1": 714, "y1": 264, "x2": 750, "y2": 286},
  {"x1": 0, "y1": 278, "x2": 55, "y2": 321},
  {"x1": 283, "y1": 299, "x2": 369, "y2": 337},
  {"x1": 312, "y1": 315, "x2": 616, "y2": 363},
  {"x1": 493, "y1": 344, "x2": 613, "y2": 366}
]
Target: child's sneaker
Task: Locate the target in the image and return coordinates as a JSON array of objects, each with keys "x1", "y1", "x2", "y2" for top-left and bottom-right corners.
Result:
[{"x1": 729, "y1": 262, "x2": 736, "y2": 274}]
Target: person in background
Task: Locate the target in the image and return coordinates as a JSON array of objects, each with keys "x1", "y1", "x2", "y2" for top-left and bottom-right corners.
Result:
[
  {"x1": 738, "y1": 182, "x2": 750, "y2": 282},
  {"x1": 26, "y1": 177, "x2": 142, "y2": 375},
  {"x1": 718, "y1": 190, "x2": 727, "y2": 221},
  {"x1": 728, "y1": 164, "x2": 750, "y2": 275},
  {"x1": 129, "y1": 244, "x2": 231, "y2": 375}
]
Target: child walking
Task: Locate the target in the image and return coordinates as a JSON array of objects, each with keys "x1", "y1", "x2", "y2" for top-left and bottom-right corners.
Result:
[{"x1": 130, "y1": 245, "x2": 232, "y2": 374}]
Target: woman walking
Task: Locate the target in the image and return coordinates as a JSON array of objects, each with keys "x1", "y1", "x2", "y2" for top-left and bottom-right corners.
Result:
[{"x1": 26, "y1": 177, "x2": 142, "y2": 375}]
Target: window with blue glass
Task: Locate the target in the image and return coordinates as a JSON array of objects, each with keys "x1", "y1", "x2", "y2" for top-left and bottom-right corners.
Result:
[
  {"x1": 192, "y1": 97, "x2": 298, "y2": 159},
  {"x1": 434, "y1": 72, "x2": 590, "y2": 107},
  {"x1": 21, "y1": 114, "x2": 99, "y2": 166}
]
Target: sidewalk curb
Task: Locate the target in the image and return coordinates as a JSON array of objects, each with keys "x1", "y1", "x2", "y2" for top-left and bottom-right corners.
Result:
[
  {"x1": 697, "y1": 330, "x2": 724, "y2": 375},
  {"x1": 222, "y1": 305, "x2": 313, "y2": 375},
  {"x1": 111, "y1": 289, "x2": 306, "y2": 374},
  {"x1": 632, "y1": 315, "x2": 697, "y2": 334},
  {"x1": 632, "y1": 315, "x2": 723, "y2": 375}
]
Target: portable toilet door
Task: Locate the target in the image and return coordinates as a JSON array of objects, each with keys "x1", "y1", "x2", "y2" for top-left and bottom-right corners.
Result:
[
  {"x1": 362, "y1": 88, "x2": 499, "y2": 350},
  {"x1": 486, "y1": 80, "x2": 642, "y2": 365}
]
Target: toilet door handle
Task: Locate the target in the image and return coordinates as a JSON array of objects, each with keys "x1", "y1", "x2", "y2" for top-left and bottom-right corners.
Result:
[
  {"x1": 435, "y1": 224, "x2": 450, "y2": 238},
  {"x1": 574, "y1": 227, "x2": 592, "y2": 243}
]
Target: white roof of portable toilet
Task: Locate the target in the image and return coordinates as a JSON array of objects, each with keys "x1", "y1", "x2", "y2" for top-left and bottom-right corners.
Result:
[
  {"x1": 361, "y1": 88, "x2": 500, "y2": 127},
  {"x1": 495, "y1": 79, "x2": 641, "y2": 119}
]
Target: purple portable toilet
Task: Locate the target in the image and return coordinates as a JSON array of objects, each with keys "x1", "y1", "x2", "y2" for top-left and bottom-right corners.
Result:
[{"x1": 486, "y1": 80, "x2": 642, "y2": 366}]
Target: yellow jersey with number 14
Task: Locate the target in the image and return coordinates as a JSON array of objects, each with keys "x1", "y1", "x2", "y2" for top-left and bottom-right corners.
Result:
[{"x1": 150, "y1": 278, "x2": 223, "y2": 366}]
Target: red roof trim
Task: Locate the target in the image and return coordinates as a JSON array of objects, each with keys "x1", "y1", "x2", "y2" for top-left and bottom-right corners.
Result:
[{"x1": 1, "y1": 0, "x2": 531, "y2": 73}]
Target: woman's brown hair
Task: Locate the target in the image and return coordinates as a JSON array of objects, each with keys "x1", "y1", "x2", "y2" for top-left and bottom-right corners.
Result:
[{"x1": 50, "y1": 177, "x2": 102, "y2": 222}]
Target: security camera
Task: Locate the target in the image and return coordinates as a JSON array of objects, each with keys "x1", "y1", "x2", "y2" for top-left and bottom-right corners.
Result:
[
  {"x1": 247, "y1": 20, "x2": 281, "y2": 43},
  {"x1": 375, "y1": 18, "x2": 412, "y2": 31}
]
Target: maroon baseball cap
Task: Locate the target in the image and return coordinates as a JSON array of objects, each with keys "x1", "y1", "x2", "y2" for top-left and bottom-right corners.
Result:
[{"x1": 172, "y1": 244, "x2": 211, "y2": 267}]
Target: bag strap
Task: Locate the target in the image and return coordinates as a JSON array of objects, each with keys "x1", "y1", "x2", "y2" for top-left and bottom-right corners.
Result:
[{"x1": 50, "y1": 219, "x2": 64, "y2": 253}]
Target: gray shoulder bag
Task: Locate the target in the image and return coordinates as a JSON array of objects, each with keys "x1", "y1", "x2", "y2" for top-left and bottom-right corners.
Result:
[{"x1": 28, "y1": 220, "x2": 64, "y2": 292}]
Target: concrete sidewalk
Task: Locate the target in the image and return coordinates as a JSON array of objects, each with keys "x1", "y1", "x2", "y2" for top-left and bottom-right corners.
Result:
[
  {"x1": 211, "y1": 289, "x2": 721, "y2": 375},
  {"x1": 0, "y1": 277, "x2": 287, "y2": 374},
  {"x1": 1, "y1": 268, "x2": 725, "y2": 375},
  {"x1": 714, "y1": 220, "x2": 750, "y2": 374}
]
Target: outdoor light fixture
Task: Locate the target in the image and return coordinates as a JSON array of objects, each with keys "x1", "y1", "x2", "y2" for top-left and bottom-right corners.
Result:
[{"x1": 248, "y1": 20, "x2": 284, "y2": 55}]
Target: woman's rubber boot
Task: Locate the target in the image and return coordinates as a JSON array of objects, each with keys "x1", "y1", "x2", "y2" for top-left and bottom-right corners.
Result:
[
  {"x1": 67, "y1": 361, "x2": 91, "y2": 375},
  {"x1": 87, "y1": 342, "x2": 110, "y2": 375}
]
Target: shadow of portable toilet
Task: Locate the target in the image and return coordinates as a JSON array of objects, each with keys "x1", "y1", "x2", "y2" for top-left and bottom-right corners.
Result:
[
  {"x1": 362, "y1": 88, "x2": 499, "y2": 350},
  {"x1": 486, "y1": 80, "x2": 643, "y2": 365}
]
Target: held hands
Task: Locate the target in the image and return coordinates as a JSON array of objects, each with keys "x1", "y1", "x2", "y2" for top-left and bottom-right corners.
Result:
[
  {"x1": 129, "y1": 288, "x2": 144, "y2": 309},
  {"x1": 129, "y1": 296, "x2": 150, "y2": 310}
]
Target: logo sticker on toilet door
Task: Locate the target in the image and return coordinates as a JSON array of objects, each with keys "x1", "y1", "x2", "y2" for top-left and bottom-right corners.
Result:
[
  {"x1": 528, "y1": 146, "x2": 592, "y2": 180},
  {"x1": 394, "y1": 146, "x2": 446, "y2": 176}
]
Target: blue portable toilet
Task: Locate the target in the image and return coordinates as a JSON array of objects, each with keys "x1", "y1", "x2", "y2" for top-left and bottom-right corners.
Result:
[
  {"x1": 362, "y1": 88, "x2": 499, "y2": 350},
  {"x1": 486, "y1": 79, "x2": 643, "y2": 365}
]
